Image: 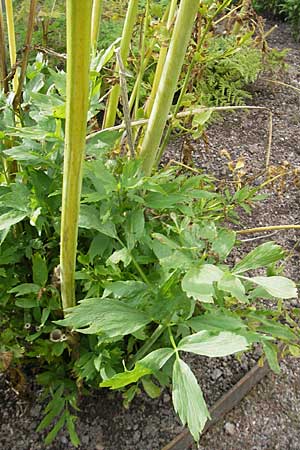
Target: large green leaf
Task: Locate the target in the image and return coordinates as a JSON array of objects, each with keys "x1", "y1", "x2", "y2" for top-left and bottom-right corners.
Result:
[
  {"x1": 172, "y1": 358, "x2": 209, "y2": 441},
  {"x1": 32, "y1": 253, "x2": 48, "y2": 287},
  {"x1": 233, "y1": 242, "x2": 285, "y2": 274},
  {"x1": 188, "y1": 310, "x2": 246, "y2": 332},
  {"x1": 178, "y1": 330, "x2": 249, "y2": 357},
  {"x1": 251, "y1": 276, "x2": 297, "y2": 299},
  {"x1": 218, "y1": 273, "x2": 247, "y2": 302},
  {"x1": 79, "y1": 205, "x2": 117, "y2": 238},
  {"x1": 212, "y1": 229, "x2": 236, "y2": 259},
  {"x1": 100, "y1": 365, "x2": 151, "y2": 389},
  {"x1": 125, "y1": 209, "x2": 145, "y2": 250},
  {"x1": 182, "y1": 264, "x2": 223, "y2": 303},
  {"x1": 100, "y1": 348, "x2": 174, "y2": 389},
  {"x1": 0, "y1": 211, "x2": 27, "y2": 230},
  {"x1": 55, "y1": 299, "x2": 151, "y2": 337},
  {"x1": 262, "y1": 341, "x2": 280, "y2": 374}
]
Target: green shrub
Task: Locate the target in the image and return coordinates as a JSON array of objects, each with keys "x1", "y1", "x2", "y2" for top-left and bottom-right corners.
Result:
[{"x1": 253, "y1": 0, "x2": 300, "y2": 40}]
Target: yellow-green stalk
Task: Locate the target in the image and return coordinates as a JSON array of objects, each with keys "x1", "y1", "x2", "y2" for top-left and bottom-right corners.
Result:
[
  {"x1": 91, "y1": 0, "x2": 103, "y2": 50},
  {"x1": 157, "y1": 0, "x2": 232, "y2": 164},
  {"x1": 60, "y1": 0, "x2": 93, "y2": 311},
  {"x1": 140, "y1": 0, "x2": 199, "y2": 175},
  {"x1": 103, "y1": 0, "x2": 138, "y2": 128},
  {"x1": 0, "y1": 1, "x2": 8, "y2": 92},
  {"x1": 4, "y1": 0, "x2": 18, "y2": 93},
  {"x1": 145, "y1": 0, "x2": 177, "y2": 117}
]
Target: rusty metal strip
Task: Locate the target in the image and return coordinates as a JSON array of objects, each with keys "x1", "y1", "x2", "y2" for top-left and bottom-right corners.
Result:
[{"x1": 162, "y1": 361, "x2": 271, "y2": 450}]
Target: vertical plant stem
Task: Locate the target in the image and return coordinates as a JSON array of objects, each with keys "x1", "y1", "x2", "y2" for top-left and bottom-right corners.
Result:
[
  {"x1": 116, "y1": 48, "x2": 135, "y2": 158},
  {"x1": 157, "y1": 0, "x2": 232, "y2": 164},
  {"x1": 60, "y1": 0, "x2": 93, "y2": 311},
  {"x1": 91, "y1": 0, "x2": 103, "y2": 50},
  {"x1": 0, "y1": 1, "x2": 8, "y2": 92},
  {"x1": 5, "y1": 0, "x2": 18, "y2": 93},
  {"x1": 145, "y1": 0, "x2": 177, "y2": 117},
  {"x1": 133, "y1": 0, "x2": 150, "y2": 119},
  {"x1": 103, "y1": 0, "x2": 138, "y2": 128},
  {"x1": 13, "y1": 0, "x2": 38, "y2": 111},
  {"x1": 140, "y1": 0, "x2": 199, "y2": 175}
]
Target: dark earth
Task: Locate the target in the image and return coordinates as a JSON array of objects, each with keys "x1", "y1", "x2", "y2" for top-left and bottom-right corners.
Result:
[{"x1": 1, "y1": 18, "x2": 300, "y2": 450}]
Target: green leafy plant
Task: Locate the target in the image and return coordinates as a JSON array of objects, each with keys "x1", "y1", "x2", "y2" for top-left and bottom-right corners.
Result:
[
  {"x1": 0, "y1": 0, "x2": 299, "y2": 446},
  {"x1": 253, "y1": 0, "x2": 300, "y2": 40}
]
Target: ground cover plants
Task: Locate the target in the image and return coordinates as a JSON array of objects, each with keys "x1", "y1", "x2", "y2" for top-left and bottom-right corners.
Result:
[{"x1": 0, "y1": 0, "x2": 299, "y2": 446}]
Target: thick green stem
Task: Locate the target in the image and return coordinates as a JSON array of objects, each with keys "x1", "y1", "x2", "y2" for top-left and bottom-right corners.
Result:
[
  {"x1": 0, "y1": 1, "x2": 8, "y2": 92},
  {"x1": 13, "y1": 0, "x2": 38, "y2": 111},
  {"x1": 140, "y1": 0, "x2": 199, "y2": 175},
  {"x1": 103, "y1": 0, "x2": 138, "y2": 128},
  {"x1": 91, "y1": 0, "x2": 103, "y2": 50},
  {"x1": 133, "y1": 0, "x2": 150, "y2": 119},
  {"x1": 60, "y1": 0, "x2": 92, "y2": 311},
  {"x1": 157, "y1": 0, "x2": 233, "y2": 165},
  {"x1": 145, "y1": 0, "x2": 177, "y2": 117},
  {"x1": 5, "y1": 0, "x2": 18, "y2": 93}
]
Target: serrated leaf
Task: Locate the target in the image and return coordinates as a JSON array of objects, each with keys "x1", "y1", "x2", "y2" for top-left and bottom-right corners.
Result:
[
  {"x1": 262, "y1": 341, "x2": 280, "y2": 374},
  {"x1": 32, "y1": 253, "x2": 48, "y2": 286},
  {"x1": 172, "y1": 358, "x2": 209, "y2": 441},
  {"x1": 212, "y1": 229, "x2": 236, "y2": 259},
  {"x1": 233, "y1": 242, "x2": 285, "y2": 274},
  {"x1": 251, "y1": 276, "x2": 297, "y2": 299},
  {"x1": 182, "y1": 264, "x2": 223, "y2": 302},
  {"x1": 178, "y1": 330, "x2": 249, "y2": 357},
  {"x1": 103, "y1": 280, "x2": 148, "y2": 299},
  {"x1": 55, "y1": 299, "x2": 151, "y2": 337},
  {"x1": 125, "y1": 209, "x2": 145, "y2": 250},
  {"x1": 8, "y1": 283, "x2": 40, "y2": 296},
  {"x1": 218, "y1": 273, "x2": 247, "y2": 302},
  {"x1": 79, "y1": 205, "x2": 117, "y2": 238}
]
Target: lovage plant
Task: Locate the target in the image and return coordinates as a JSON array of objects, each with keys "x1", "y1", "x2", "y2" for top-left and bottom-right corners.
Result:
[{"x1": 0, "y1": 0, "x2": 299, "y2": 446}]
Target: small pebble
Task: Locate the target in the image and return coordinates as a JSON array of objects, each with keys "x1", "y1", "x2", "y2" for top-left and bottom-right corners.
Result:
[
  {"x1": 163, "y1": 393, "x2": 171, "y2": 403},
  {"x1": 60, "y1": 436, "x2": 68, "y2": 444},
  {"x1": 224, "y1": 422, "x2": 236, "y2": 436},
  {"x1": 211, "y1": 368, "x2": 222, "y2": 380}
]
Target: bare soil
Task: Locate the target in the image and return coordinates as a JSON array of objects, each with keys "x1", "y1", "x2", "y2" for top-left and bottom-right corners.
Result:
[{"x1": 0, "y1": 18, "x2": 299, "y2": 450}]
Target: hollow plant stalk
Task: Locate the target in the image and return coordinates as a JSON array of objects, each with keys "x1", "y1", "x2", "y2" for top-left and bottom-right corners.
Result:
[
  {"x1": 156, "y1": 0, "x2": 233, "y2": 165},
  {"x1": 103, "y1": 0, "x2": 138, "y2": 128},
  {"x1": 60, "y1": 0, "x2": 92, "y2": 311},
  {"x1": 91, "y1": 0, "x2": 103, "y2": 50},
  {"x1": 144, "y1": 0, "x2": 177, "y2": 117},
  {"x1": 140, "y1": 0, "x2": 199, "y2": 175},
  {"x1": 4, "y1": 0, "x2": 18, "y2": 93},
  {"x1": 0, "y1": 1, "x2": 8, "y2": 92}
]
